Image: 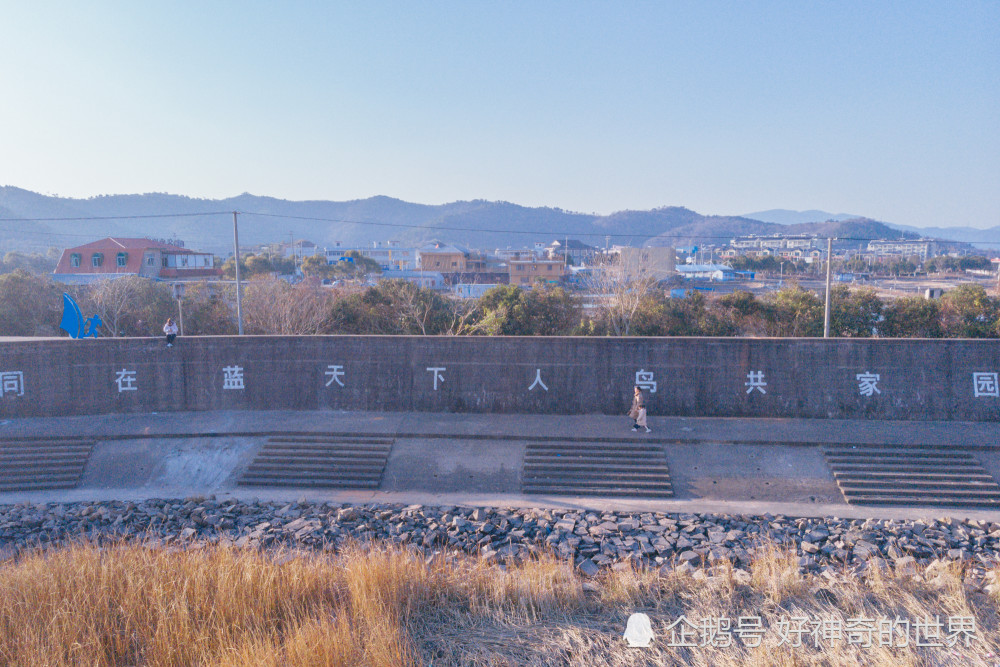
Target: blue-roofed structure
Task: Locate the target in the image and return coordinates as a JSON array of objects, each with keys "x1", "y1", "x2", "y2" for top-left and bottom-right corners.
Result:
[{"x1": 677, "y1": 263, "x2": 738, "y2": 281}]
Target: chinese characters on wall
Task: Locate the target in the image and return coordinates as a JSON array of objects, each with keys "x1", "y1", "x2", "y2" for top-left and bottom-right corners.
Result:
[
  {"x1": 0, "y1": 366, "x2": 997, "y2": 408},
  {"x1": 973, "y1": 372, "x2": 999, "y2": 398},
  {"x1": 0, "y1": 371, "x2": 24, "y2": 397}
]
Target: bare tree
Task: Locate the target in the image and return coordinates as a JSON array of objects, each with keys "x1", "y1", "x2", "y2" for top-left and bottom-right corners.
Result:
[
  {"x1": 397, "y1": 287, "x2": 435, "y2": 335},
  {"x1": 584, "y1": 252, "x2": 661, "y2": 336},
  {"x1": 364, "y1": 279, "x2": 451, "y2": 336},
  {"x1": 86, "y1": 276, "x2": 161, "y2": 337},
  {"x1": 241, "y1": 278, "x2": 333, "y2": 335},
  {"x1": 446, "y1": 297, "x2": 482, "y2": 335}
]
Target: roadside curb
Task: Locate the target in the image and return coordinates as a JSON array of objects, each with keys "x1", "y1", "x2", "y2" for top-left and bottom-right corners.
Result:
[{"x1": 0, "y1": 430, "x2": 997, "y2": 450}]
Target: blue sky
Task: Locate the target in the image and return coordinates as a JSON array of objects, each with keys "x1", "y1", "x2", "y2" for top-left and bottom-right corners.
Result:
[{"x1": 1, "y1": 2, "x2": 997, "y2": 227}]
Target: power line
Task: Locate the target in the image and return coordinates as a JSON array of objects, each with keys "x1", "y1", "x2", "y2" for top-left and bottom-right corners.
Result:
[
  {"x1": 240, "y1": 210, "x2": 669, "y2": 238},
  {"x1": 0, "y1": 211, "x2": 232, "y2": 222},
  {"x1": 236, "y1": 210, "x2": 924, "y2": 244},
  {"x1": 0, "y1": 228, "x2": 203, "y2": 241},
  {"x1": 0, "y1": 209, "x2": 983, "y2": 245}
]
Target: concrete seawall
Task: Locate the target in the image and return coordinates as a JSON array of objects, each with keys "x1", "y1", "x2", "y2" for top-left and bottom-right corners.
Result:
[{"x1": 0, "y1": 336, "x2": 997, "y2": 420}]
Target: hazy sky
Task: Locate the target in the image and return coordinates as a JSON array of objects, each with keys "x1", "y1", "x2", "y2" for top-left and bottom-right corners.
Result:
[{"x1": 1, "y1": 2, "x2": 997, "y2": 227}]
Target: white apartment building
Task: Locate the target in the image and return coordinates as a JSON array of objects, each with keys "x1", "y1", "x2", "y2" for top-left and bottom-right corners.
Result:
[
  {"x1": 730, "y1": 234, "x2": 819, "y2": 250},
  {"x1": 866, "y1": 239, "x2": 938, "y2": 260}
]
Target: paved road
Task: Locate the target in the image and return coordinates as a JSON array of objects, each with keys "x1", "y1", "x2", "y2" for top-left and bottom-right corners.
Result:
[{"x1": 3, "y1": 409, "x2": 997, "y2": 446}]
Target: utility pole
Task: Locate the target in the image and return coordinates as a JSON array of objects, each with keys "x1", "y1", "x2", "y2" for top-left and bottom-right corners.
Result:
[
  {"x1": 823, "y1": 237, "x2": 833, "y2": 338},
  {"x1": 233, "y1": 211, "x2": 244, "y2": 335},
  {"x1": 171, "y1": 283, "x2": 186, "y2": 336}
]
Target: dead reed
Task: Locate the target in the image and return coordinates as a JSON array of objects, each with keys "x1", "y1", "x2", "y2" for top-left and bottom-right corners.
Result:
[{"x1": 0, "y1": 540, "x2": 995, "y2": 666}]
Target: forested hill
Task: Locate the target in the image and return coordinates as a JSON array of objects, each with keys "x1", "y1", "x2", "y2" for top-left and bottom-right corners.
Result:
[{"x1": 0, "y1": 186, "x2": 955, "y2": 254}]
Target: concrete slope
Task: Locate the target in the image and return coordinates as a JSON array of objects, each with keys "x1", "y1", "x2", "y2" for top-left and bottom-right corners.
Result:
[{"x1": 0, "y1": 411, "x2": 997, "y2": 521}]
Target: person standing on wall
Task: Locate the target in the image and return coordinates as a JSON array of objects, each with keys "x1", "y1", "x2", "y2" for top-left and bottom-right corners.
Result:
[
  {"x1": 163, "y1": 318, "x2": 179, "y2": 347},
  {"x1": 628, "y1": 385, "x2": 650, "y2": 433}
]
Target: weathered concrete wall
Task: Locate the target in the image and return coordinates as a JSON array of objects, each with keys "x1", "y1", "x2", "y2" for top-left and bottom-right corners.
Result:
[{"x1": 0, "y1": 336, "x2": 997, "y2": 420}]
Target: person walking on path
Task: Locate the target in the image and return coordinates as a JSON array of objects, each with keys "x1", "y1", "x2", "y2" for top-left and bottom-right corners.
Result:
[
  {"x1": 628, "y1": 385, "x2": 651, "y2": 433},
  {"x1": 163, "y1": 318, "x2": 179, "y2": 347}
]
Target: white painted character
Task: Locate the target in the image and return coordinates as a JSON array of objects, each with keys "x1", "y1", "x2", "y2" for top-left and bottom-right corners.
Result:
[
  {"x1": 529, "y1": 368, "x2": 548, "y2": 391},
  {"x1": 222, "y1": 365, "x2": 245, "y2": 390},
  {"x1": 635, "y1": 369, "x2": 657, "y2": 393},
  {"x1": 745, "y1": 371, "x2": 767, "y2": 394},
  {"x1": 115, "y1": 368, "x2": 138, "y2": 392},
  {"x1": 973, "y1": 372, "x2": 999, "y2": 398},
  {"x1": 325, "y1": 364, "x2": 345, "y2": 387},
  {"x1": 0, "y1": 371, "x2": 24, "y2": 397},
  {"x1": 855, "y1": 372, "x2": 880, "y2": 397},
  {"x1": 427, "y1": 367, "x2": 445, "y2": 390}
]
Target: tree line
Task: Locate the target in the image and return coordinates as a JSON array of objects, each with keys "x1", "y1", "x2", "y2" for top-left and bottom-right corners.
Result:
[
  {"x1": 730, "y1": 252, "x2": 995, "y2": 278},
  {"x1": 1, "y1": 270, "x2": 998, "y2": 339}
]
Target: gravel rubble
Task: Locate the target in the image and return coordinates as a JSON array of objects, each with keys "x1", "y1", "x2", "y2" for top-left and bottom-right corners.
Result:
[{"x1": 1, "y1": 498, "x2": 998, "y2": 583}]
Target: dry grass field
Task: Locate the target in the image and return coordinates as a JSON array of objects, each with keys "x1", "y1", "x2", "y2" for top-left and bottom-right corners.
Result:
[{"x1": 0, "y1": 540, "x2": 996, "y2": 666}]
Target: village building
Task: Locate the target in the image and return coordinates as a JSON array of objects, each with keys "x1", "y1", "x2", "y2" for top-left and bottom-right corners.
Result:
[
  {"x1": 326, "y1": 241, "x2": 418, "y2": 271},
  {"x1": 507, "y1": 258, "x2": 566, "y2": 286},
  {"x1": 545, "y1": 239, "x2": 599, "y2": 264},
  {"x1": 52, "y1": 238, "x2": 220, "y2": 284},
  {"x1": 417, "y1": 242, "x2": 469, "y2": 272},
  {"x1": 616, "y1": 246, "x2": 677, "y2": 282}
]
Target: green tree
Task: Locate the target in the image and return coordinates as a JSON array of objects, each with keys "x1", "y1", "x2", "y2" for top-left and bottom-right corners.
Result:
[
  {"x1": 243, "y1": 254, "x2": 275, "y2": 278},
  {"x1": 342, "y1": 251, "x2": 383, "y2": 276},
  {"x1": 880, "y1": 296, "x2": 941, "y2": 338},
  {"x1": 329, "y1": 280, "x2": 454, "y2": 335},
  {"x1": 269, "y1": 255, "x2": 296, "y2": 275},
  {"x1": 716, "y1": 290, "x2": 769, "y2": 335},
  {"x1": 926, "y1": 254, "x2": 992, "y2": 273},
  {"x1": 300, "y1": 254, "x2": 334, "y2": 279},
  {"x1": 467, "y1": 284, "x2": 579, "y2": 336},
  {"x1": 829, "y1": 286, "x2": 882, "y2": 337},
  {"x1": 728, "y1": 255, "x2": 793, "y2": 274},
  {"x1": 622, "y1": 292, "x2": 670, "y2": 336},
  {"x1": 220, "y1": 256, "x2": 244, "y2": 280},
  {"x1": 467, "y1": 284, "x2": 533, "y2": 336},
  {"x1": 764, "y1": 286, "x2": 823, "y2": 337},
  {"x1": 939, "y1": 284, "x2": 999, "y2": 338},
  {"x1": 521, "y1": 284, "x2": 580, "y2": 335},
  {"x1": 886, "y1": 257, "x2": 919, "y2": 277}
]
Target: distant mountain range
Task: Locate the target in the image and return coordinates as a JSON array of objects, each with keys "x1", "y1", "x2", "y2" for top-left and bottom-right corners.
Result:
[
  {"x1": 746, "y1": 209, "x2": 1000, "y2": 248},
  {"x1": 743, "y1": 209, "x2": 862, "y2": 225},
  {"x1": 0, "y1": 187, "x2": 997, "y2": 255}
]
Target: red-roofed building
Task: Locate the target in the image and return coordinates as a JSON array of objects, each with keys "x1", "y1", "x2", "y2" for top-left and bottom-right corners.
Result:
[{"x1": 53, "y1": 238, "x2": 221, "y2": 284}]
